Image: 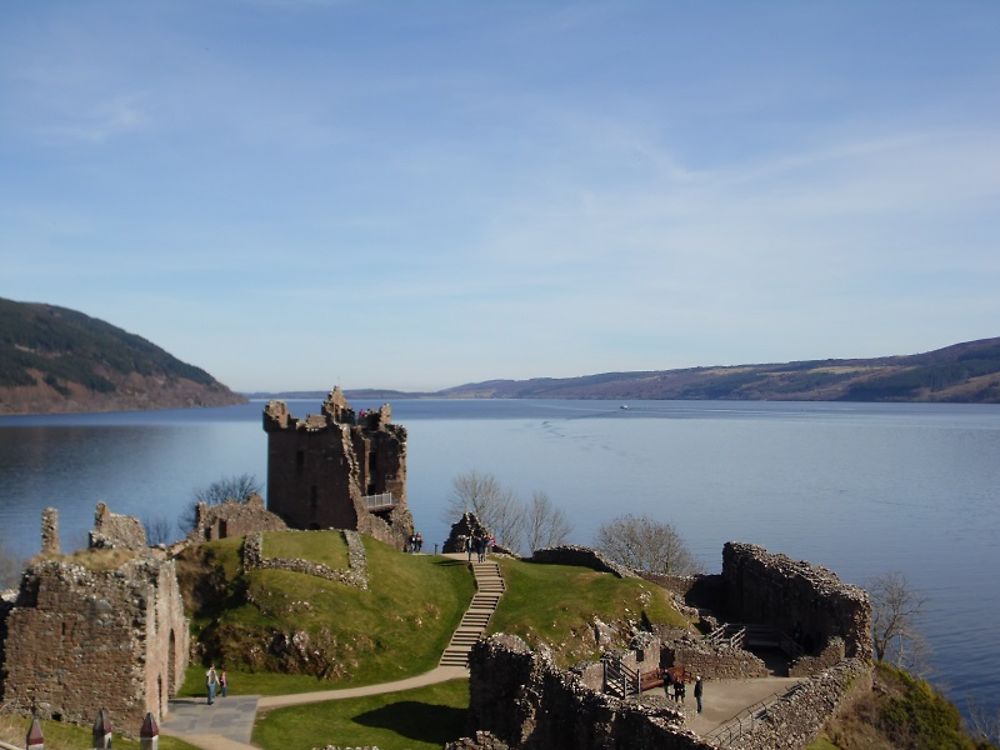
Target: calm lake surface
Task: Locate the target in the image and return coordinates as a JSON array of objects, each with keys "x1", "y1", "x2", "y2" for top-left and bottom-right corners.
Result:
[{"x1": 1, "y1": 398, "x2": 998, "y2": 718}]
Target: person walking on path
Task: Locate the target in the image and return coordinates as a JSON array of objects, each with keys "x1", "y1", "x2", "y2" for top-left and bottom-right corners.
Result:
[
  {"x1": 220, "y1": 669, "x2": 229, "y2": 698},
  {"x1": 206, "y1": 665, "x2": 220, "y2": 705},
  {"x1": 694, "y1": 676, "x2": 703, "y2": 713}
]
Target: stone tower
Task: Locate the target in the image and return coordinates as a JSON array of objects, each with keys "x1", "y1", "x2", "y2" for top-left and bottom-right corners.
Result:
[{"x1": 262, "y1": 387, "x2": 413, "y2": 546}]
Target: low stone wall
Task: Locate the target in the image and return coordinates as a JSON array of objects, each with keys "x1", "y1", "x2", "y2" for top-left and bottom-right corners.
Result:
[
  {"x1": 789, "y1": 637, "x2": 845, "y2": 678},
  {"x1": 639, "y1": 572, "x2": 700, "y2": 597},
  {"x1": 529, "y1": 546, "x2": 636, "y2": 579},
  {"x1": 243, "y1": 531, "x2": 369, "y2": 590},
  {"x1": 726, "y1": 658, "x2": 872, "y2": 750},
  {"x1": 662, "y1": 634, "x2": 768, "y2": 680},
  {"x1": 721, "y1": 543, "x2": 872, "y2": 661},
  {"x1": 467, "y1": 634, "x2": 716, "y2": 750}
]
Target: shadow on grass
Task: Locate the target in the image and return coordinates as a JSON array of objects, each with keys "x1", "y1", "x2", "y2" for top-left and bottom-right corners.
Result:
[
  {"x1": 433, "y1": 559, "x2": 466, "y2": 567},
  {"x1": 353, "y1": 701, "x2": 467, "y2": 744}
]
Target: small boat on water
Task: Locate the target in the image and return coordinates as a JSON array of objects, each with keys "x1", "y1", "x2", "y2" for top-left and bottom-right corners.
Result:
[{"x1": 620, "y1": 404, "x2": 629, "y2": 410}]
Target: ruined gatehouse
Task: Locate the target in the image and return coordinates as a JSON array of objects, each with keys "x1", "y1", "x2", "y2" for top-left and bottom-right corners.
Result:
[
  {"x1": 263, "y1": 386, "x2": 414, "y2": 547},
  {"x1": 0, "y1": 506, "x2": 189, "y2": 729}
]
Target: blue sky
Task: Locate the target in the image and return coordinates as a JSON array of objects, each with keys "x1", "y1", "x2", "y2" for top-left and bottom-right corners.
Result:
[{"x1": 2, "y1": 1, "x2": 999, "y2": 392}]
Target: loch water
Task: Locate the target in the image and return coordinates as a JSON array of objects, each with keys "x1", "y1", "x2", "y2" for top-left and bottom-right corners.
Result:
[{"x1": 1, "y1": 398, "x2": 998, "y2": 719}]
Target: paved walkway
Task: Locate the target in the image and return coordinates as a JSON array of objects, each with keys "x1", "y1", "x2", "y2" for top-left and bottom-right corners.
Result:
[
  {"x1": 161, "y1": 696, "x2": 259, "y2": 747},
  {"x1": 651, "y1": 675, "x2": 803, "y2": 737}
]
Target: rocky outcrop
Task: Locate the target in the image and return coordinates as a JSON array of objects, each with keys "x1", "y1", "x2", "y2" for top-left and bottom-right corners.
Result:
[{"x1": 442, "y1": 512, "x2": 493, "y2": 553}]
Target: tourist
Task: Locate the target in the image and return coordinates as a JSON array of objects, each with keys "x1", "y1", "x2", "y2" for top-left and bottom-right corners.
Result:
[
  {"x1": 677, "y1": 679, "x2": 686, "y2": 704},
  {"x1": 220, "y1": 669, "x2": 229, "y2": 698},
  {"x1": 206, "y1": 664, "x2": 220, "y2": 705},
  {"x1": 416, "y1": 532, "x2": 423, "y2": 552},
  {"x1": 663, "y1": 669, "x2": 673, "y2": 700},
  {"x1": 694, "y1": 676, "x2": 703, "y2": 713},
  {"x1": 465, "y1": 535, "x2": 473, "y2": 562}
]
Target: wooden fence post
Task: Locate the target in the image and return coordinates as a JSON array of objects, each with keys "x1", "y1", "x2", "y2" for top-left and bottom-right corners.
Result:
[
  {"x1": 140, "y1": 712, "x2": 159, "y2": 750},
  {"x1": 25, "y1": 718, "x2": 43, "y2": 750}
]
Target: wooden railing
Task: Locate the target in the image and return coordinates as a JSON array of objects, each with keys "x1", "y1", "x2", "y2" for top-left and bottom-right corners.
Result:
[
  {"x1": 602, "y1": 653, "x2": 640, "y2": 697},
  {"x1": 705, "y1": 623, "x2": 747, "y2": 649}
]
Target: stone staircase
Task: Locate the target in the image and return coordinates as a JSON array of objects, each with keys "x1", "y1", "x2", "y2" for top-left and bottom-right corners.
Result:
[{"x1": 439, "y1": 559, "x2": 506, "y2": 667}]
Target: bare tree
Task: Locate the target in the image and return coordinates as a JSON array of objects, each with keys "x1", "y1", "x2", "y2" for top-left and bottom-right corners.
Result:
[
  {"x1": 868, "y1": 571, "x2": 929, "y2": 669},
  {"x1": 524, "y1": 491, "x2": 573, "y2": 553},
  {"x1": 180, "y1": 473, "x2": 262, "y2": 533},
  {"x1": 143, "y1": 515, "x2": 174, "y2": 546},
  {"x1": 195, "y1": 473, "x2": 262, "y2": 505},
  {"x1": 965, "y1": 699, "x2": 1000, "y2": 747},
  {"x1": 594, "y1": 514, "x2": 698, "y2": 575},
  {"x1": 446, "y1": 470, "x2": 526, "y2": 552}
]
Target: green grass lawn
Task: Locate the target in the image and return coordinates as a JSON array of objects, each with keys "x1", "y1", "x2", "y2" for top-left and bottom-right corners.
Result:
[
  {"x1": 0, "y1": 716, "x2": 200, "y2": 750},
  {"x1": 179, "y1": 535, "x2": 475, "y2": 695},
  {"x1": 489, "y1": 557, "x2": 691, "y2": 666},
  {"x1": 262, "y1": 529, "x2": 349, "y2": 569},
  {"x1": 252, "y1": 679, "x2": 469, "y2": 750}
]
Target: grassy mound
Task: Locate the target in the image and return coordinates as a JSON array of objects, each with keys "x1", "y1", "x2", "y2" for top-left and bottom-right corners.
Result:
[
  {"x1": 488, "y1": 557, "x2": 691, "y2": 666},
  {"x1": 176, "y1": 532, "x2": 474, "y2": 695},
  {"x1": 262, "y1": 530, "x2": 349, "y2": 568},
  {"x1": 809, "y1": 663, "x2": 997, "y2": 750},
  {"x1": 253, "y1": 679, "x2": 469, "y2": 750}
]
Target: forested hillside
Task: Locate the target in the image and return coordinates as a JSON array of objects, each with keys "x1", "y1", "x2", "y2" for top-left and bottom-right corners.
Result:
[
  {"x1": 0, "y1": 297, "x2": 245, "y2": 414},
  {"x1": 439, "y1": 338, "x2": 1000, "y2": 403}
]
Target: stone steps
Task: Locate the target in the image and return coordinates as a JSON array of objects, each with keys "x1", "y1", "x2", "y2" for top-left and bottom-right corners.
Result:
[{"x1": 438, "y1": 559, "x2": 506, "y2": 668}]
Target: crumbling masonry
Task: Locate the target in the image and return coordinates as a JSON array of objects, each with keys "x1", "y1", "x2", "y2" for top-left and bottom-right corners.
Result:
[
  {"x1": 263, "y1": 387, "x2": 414, "y2": 546},
  {"x1": 0, "y1": 506, "x2": 189, "y2": 730}
]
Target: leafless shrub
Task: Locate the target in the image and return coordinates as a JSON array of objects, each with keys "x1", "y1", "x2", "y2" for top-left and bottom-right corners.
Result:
[
  {"x1": 868, "y1": 571, "x2": 930, "y2": 672},
  {"x1": 524, "y1": 491, "x2": 573, "y2": 553},
  {"x1": 594, "y1": 513, "x2": 698, "y2": 575}
]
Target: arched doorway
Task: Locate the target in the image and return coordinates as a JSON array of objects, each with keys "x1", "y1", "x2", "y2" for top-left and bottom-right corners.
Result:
[{"x1": 168, "y1": 630, "x2": 176, "y2": 697}]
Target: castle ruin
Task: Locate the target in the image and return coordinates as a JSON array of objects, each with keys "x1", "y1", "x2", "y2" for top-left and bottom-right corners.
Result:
[
  {"x1": 263, "y1": 387, "x2": 414, "y2": 547},
  {"x1": 0, "y1": 506, "x2": 189, "y2": 729}
]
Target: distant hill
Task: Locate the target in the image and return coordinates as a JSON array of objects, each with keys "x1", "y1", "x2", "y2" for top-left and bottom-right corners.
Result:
[
  {"x1": 438, "y1": 337, "x2": 1000, "y2": 403},
  {"x1": 0, "y1": 297, "x2": 246, "y2": 415}
]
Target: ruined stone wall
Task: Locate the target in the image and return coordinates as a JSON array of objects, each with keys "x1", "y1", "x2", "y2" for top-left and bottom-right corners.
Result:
[
  {"x1": 721, "y1": 543, "x2": 872, "y2": 661},
  {"x1": 529, "y1": 546, "x2": 636, "y2": 579},
  {"x1": 662, "y1": 635, "x2": 768, "y2": 680},
  {"x1": 89, "y1": 502, "x2": 147, "y2": 551},
  {"x1": 726, "y1": 658, "x2": 872, "y2": 750},
  {"x1": 193, "y1": 495, "x2": 287, "y2": 542},
  {"x1": 243, "y1": 531, "x2": 369, "y2": 590},
  {"x1": 467, "y1": 635, "x2": 717, "y2": 750},
  {"x1": 0, "y1": 555, "x2": 188, "y2": 729},
  {"x1": 789, "y1": 637, "x2": 846, "y2": 678}
]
